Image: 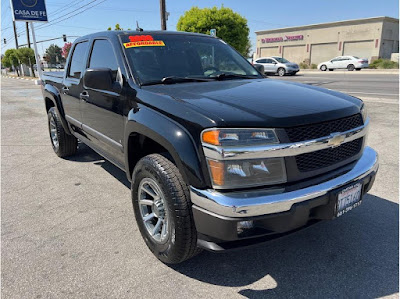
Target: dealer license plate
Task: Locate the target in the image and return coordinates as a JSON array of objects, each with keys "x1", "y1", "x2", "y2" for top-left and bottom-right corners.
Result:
[{"x1": 336, "y1": 183, "x2": 362, "y2": 217}]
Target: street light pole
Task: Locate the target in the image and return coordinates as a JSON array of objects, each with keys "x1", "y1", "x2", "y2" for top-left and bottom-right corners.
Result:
[
  {"x1": 30, "y1": 22, "x2": 43, "y2": 80},
  {"x1": 160, "y1": 0, "x2": 167, "y2": 30}
]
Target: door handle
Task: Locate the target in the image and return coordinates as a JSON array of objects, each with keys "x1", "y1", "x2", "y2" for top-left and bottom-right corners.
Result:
[
  {"x1": 80, "y1": 91, "x2": 90, "y2": 102},
  {"x1": 61, "y1": 86, "x2": 69, "y2": 94}
]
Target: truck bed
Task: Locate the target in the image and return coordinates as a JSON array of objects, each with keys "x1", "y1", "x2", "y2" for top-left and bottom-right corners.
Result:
[{"x1": 42, "y1": 71, "x2": 64, "y2": 89}]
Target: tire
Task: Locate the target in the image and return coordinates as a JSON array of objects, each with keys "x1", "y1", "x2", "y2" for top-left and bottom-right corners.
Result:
[
  {"x1": 329, "y1": 69, "x2": 334, "y2": 71},
  {"x1": 47, "y1": 107, "x2": 77, "y2": 157},
  {"x1": 356, "y1": 68, "x2": 361, "y2": 71},
  {"x1": 131, "y1": 154, "x2": 201, "y2": 264},
  {"x1": 320, "y1": 65, "x2": 327, "y2": 71},
  {"x1": 347, "y1": 64, "x2": 355, "y2": 71},
  {"x1": 277, "y1": 67, "x2": 286, "y2": 76}
]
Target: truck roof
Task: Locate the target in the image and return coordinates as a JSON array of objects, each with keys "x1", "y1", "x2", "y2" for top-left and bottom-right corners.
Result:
[{"x1": 75, "y1": 30, "x2": 213, "y2": 43}]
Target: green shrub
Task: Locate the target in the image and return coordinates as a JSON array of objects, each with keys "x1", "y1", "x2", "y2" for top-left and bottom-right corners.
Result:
[
  {"x1": 311, "y1": 63, "x2": 317, "y2": 69},
  {"x1": 299, "y1": 62, "x2": 309, "y2": 69},
  {"x1": 369, "y1": 58, "x2": 399, "y2": 69}
]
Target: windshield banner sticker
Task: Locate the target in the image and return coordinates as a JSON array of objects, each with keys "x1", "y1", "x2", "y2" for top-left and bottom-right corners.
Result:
[
  {"x1": 124, "y1": 35, "x2": 165, "y2": 48},
  {"x1": 124, "y1": 40, "x2": 165, "y2": 48}
]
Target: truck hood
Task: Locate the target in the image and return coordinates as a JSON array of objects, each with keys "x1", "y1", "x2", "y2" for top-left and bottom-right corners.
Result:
[{"x1": 142, "y1": 78, "x2": 362, "y2": 128}]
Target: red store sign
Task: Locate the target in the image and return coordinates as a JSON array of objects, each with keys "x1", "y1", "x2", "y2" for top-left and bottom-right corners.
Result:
[{"x1": 262, "y1": 35, "x2": 304, "y2": 43}]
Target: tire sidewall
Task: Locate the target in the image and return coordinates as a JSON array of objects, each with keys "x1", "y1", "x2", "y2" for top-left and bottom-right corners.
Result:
[{"x1": 131, "y1": 159, "x2": 178, "y2": 262}]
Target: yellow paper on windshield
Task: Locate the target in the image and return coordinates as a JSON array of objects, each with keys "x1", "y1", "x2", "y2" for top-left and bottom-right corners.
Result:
[{"x1": 123, "y1": 41, "x2": 165, "y2": 48}]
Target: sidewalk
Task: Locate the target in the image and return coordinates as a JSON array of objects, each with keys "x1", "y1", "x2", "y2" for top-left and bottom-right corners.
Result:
[{"x1": 300, "y1": 69, "x2": 399, "y2": 74}]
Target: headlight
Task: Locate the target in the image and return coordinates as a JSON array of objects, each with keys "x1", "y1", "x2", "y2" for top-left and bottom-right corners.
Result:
[
  {"x1": 202, "y1": 129, "x2": 287, "y2": 189},
  {"x1": 202, "y1": 128, "x2": 279, "y2": 146},
  {"x1": 360, "y1": 104, "x2": 368, "y2": 123}
]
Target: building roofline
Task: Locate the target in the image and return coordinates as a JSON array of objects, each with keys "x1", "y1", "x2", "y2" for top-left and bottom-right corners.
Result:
[{"x1": 255, "y1": 16, "x2": 399, "y2": 35}]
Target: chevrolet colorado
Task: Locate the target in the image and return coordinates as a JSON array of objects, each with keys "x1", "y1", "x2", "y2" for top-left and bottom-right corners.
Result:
[{"x1": 41, "y1": 31, "x2": 378, "y2": 264}]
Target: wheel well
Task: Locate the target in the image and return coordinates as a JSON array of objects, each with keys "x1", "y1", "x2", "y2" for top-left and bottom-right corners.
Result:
[
  {"x1": 127, "y1": 133, "x2": 175, "y2": 178},
  {"x1": 45, "y1": 97, "x2": 55, "y2": 112}
]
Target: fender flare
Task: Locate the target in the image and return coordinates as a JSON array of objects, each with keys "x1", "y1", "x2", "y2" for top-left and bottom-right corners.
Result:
[
  {"x1": 124, "y1": 106, "x2": 209, "y2": 189},
  {"x1": 43, "y1": 84, "x2": 72, "y2": 135}
]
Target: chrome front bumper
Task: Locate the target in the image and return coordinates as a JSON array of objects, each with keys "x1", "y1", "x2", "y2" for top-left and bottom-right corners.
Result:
[{"x1": 191, "y1": 146, "x2": 378, "y2": 218}]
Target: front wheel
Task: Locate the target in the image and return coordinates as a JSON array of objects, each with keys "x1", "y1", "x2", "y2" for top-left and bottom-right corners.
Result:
[
  {"x1": 47, "y1": 107, "x2": 77, "y2": 157},
  {"x1": 320, "y1": 65, "x2": 327, "y2": 71},
  {"x1": 277, "y1": 67, "x2": 286, "y2": 76},
  {"x1": 131, "y1": 154, "x2": 201, "y2": 264}
]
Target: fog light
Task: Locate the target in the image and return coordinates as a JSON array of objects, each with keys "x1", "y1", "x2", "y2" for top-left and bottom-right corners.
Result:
[{"x1": 238, "y1": 220, "x2": 254, "y2": 230}]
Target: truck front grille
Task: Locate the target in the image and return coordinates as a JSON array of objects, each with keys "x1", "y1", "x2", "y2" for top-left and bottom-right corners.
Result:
[
  {"x1": 285, "y1": 114, "x2": 363, "y2": 143},
  {"x1": 295, "y1": 138, "x2": 363, "y2": 172}
]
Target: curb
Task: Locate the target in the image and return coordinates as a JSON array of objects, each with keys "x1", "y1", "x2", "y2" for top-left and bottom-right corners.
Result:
[
  {"x1": 299, "y1": 69, "x2": 399, "y2": 74},
  {"x1": 1, "y1": 75, "x2": 37, "y2": 81}
]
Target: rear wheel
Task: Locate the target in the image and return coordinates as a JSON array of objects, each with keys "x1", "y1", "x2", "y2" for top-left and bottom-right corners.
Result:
[
  {"x1": 320, "y1": 65, "x2": 327, "y2": 71},
  {"x1": 347, "y1": 64, "x2": 355, "y2": 71},
  {"x1": 47, "y1": 107, "x2": 77, "y2": 157},
  {"x1": 131, "y1": 154, "x2": 201, "y2": 264},
  {"x1": 277, "y1": 67, "x2": 285, "y2": 76}
]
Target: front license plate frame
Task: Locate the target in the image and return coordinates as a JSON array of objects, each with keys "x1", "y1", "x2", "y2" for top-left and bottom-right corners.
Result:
[{"x1": 336, "y1": 183, "x2": 363, "y2": 217}]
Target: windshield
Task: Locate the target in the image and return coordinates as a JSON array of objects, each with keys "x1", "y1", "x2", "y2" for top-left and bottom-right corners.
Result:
[
  {"x1": 273, "y1": 57, "x2": 289, "y2": 63},
  {"x1": 120, "y1": 33, "x2": 260, "y2": 84}
]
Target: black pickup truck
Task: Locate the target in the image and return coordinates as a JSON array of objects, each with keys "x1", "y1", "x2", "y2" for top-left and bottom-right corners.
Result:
[{"x1": 41, "y1": 31, "x2": 378, "y2": 264}]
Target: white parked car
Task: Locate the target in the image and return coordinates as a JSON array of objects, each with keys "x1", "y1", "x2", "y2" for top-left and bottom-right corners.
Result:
[
  {"x1": 254, "y1": 56, "x2": 299, "y2": 76},
  {"x1": 318, "y1": 56, "x2": 369, "y2": 71}
]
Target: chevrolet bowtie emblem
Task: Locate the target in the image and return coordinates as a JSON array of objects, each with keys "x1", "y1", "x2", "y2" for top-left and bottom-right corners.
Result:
[{"x1": 328, "y1": 133, "x2": 346, "y2": 148}]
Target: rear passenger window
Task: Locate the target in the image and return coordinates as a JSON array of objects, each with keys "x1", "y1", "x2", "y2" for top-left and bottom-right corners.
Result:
[
  {"x1": 89, "y1": 39, "x2": 118, "y2": 81},
  {"x1": 257, "y1": 59, "x2": 267, "y2": 63},
  {"x1": 68, "y1": 41, "x2": 89, "y2": 79}
]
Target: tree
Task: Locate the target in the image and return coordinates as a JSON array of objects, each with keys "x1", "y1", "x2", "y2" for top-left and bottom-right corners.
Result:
[
  {"x1": 17, "y1": 47, "x2": 36, "y2": 76},
  {"x1": 107, "y1": 23, "x2": 131, "y2": 31},
  {"x1": 45, "y1": 44, "x2": 64, "y2": 65},
  {"x1": 16, "y1": 47, "x2": 35, "y2": 65},
  {"x1": 177, "y1": 6, "x2": 251, "y2": 56},
  {"x1": 62, "y1": 42, "x2": 72, "y2": 59},
  {"x1": 2, "y1": 49, "x2": 20, "y2": 75}
]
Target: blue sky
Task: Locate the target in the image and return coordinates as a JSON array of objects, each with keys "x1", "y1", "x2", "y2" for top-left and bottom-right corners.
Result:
[{"x1": 1, "y1": 0, "x2": 399, "y2": 57}]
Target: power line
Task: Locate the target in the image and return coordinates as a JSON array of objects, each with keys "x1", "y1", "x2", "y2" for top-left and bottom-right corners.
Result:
[
  {"x1": 35, "y1": 0, "x2": 104, "y2": 30},
  {"x1": 4, "y1": 0, "x2": 107, "y2": 45}
]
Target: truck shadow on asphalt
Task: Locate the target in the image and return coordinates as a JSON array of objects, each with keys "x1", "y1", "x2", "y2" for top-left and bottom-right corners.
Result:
[
  {"x1": 171, "y1": 194, "x2": 399, "y2": 298},
  {"x1": 66, "y1": 145, "x2": 398, "y2": 298},
  {"x1": 65, "y1": 143, "x2": 131, "y2": 188}
]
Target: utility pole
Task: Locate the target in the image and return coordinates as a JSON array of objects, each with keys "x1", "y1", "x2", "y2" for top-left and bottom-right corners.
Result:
[
  {"x1": 26, "y1": 22, "x2": 31, "y2": 48},
  {"x1": 12, "y1": 20, "x2": 19, "y2": 48},
  {"x1": 160, "y1": 0, "x2": 167, "y2": 30}
]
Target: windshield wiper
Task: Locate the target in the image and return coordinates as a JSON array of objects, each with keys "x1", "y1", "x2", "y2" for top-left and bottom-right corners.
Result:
[
  {"x1": 141, "y1": 76, "x2": 212, "y2": 86},
  {"x1": 211, "y1": 73, "x2": 259, "y2": 80}
]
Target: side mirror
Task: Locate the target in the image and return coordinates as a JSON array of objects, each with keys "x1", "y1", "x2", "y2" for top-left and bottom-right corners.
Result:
[
  {"x1": 253, "y1": 63, "x2": 265, "y2": 74},
  {"x1": 83, "y1": 68, "x2": 118, "y2": 92},
  {"x1": 273, "y1": 61, "x2": 277, "y2": 64}
]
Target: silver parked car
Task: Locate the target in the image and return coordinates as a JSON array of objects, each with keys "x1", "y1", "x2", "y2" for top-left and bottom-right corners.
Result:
[{"x1": 254, "y1": 56, "x2": 299, "y2": 76}]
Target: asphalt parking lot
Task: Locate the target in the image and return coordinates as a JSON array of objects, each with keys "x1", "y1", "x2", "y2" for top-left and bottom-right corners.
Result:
[{"x1": 1, "y1": 75, "x2": 399, "y2": 298}]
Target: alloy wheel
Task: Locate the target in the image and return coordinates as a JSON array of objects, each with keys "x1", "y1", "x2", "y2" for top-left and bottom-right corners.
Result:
[
  {"x1": 138, "y1": 178, "x2": 169, "y2": 243},
  {"x1": 49, "y1": 116, "x2": 59, "y2": 150}
]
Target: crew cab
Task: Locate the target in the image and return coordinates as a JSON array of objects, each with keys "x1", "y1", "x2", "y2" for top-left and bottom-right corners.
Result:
[{"x1": 41, "y1": 31, "x2": 378, "y2": 264}]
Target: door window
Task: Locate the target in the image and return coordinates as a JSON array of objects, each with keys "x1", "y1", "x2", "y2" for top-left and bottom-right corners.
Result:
[
  {"x1": 265, "y1": 59, "x2": 274, "y2": 64},
  {"x1": 68, "y1": 41, "x2": 89, "y2": 79},
  {"x1": 256, "y1": 59, "x2": 267, "y2": 63},
  {"x1": 89, "y1": 39, "x2": 119, "y2": 81}
]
